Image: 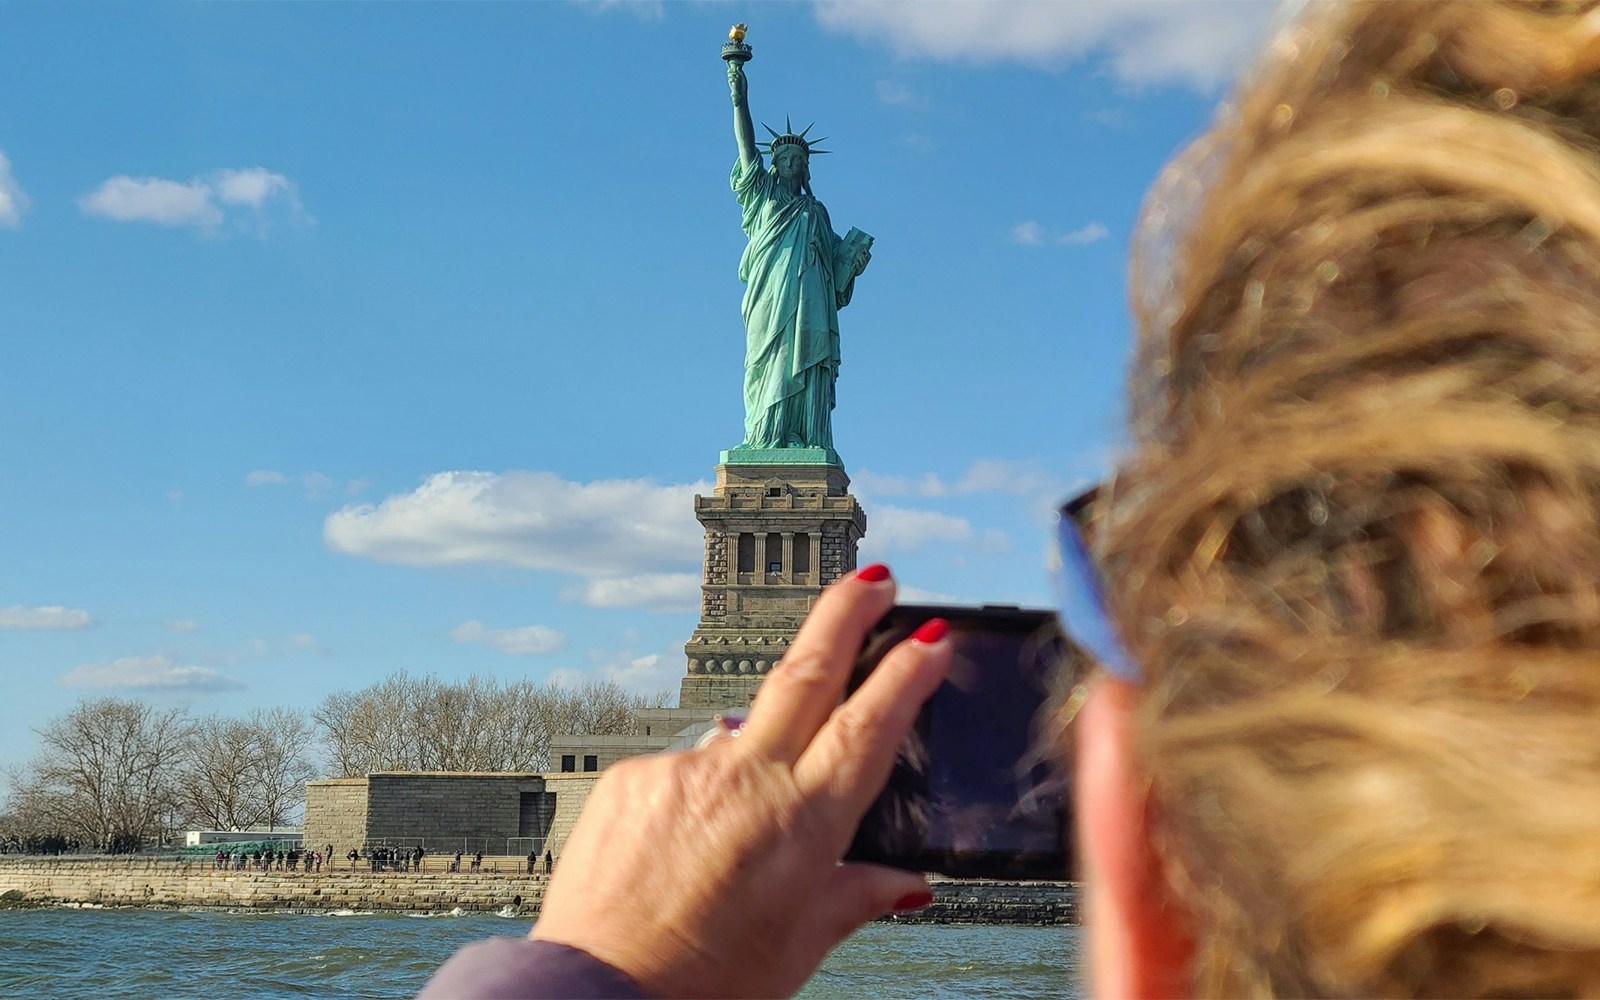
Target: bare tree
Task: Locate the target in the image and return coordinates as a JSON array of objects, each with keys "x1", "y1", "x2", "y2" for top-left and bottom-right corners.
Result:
[
  {"x1": 7, "y1": 699, "x2": 191, "y2": 852},
  {"x1": 179, "y1": 714, "x2": 256, "y2": 830},
  {"x1": 254, "y1": 707, "x2": 318, "y2": 826},
  {"x1": 181, "y1": 707, "x2": 318, "y2": 830},
  {"x1": 315, "y1": 673, "x2": 668, "y2": 776},
  {"x1": 313, "y1": 673, "x2": 422, "y2": 776}
]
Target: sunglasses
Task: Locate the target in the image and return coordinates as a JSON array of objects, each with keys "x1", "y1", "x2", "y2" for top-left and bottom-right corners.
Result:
[{"x1": 1054, "y1": 486, "x2": 1140, "y2": 683}]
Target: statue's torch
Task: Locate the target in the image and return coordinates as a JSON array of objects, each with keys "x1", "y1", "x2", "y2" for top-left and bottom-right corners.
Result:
[{"x1": 722, "y1": 23, "x2": 752, "y2": 64}]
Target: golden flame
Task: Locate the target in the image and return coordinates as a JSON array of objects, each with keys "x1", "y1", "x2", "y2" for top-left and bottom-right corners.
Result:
[{"x1": 729, "y1": 24, "x2": 747, "y2": 43}]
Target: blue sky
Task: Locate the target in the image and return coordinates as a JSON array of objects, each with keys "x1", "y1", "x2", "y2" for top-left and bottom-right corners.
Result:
[{"x1": 0, "y1": 1, "x2": 1276, "y2": 771}]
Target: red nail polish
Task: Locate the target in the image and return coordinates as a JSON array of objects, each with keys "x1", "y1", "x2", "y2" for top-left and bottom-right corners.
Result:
[
  {"x1": 892, "y1": 890, "x2": 934, "y2": 913},
  {"x1": 911, "y1": 618, "x2": 948, "y2": 644},
  {"x1": 856, "y1": 563, "x2": 891, "y2": 583}
]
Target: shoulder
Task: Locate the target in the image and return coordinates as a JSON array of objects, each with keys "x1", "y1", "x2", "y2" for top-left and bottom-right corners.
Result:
[
  {"x1": 419, "y1": 938, "x2": 649, "y2": 1000},
  {"x1": 732, "y1": 157, "x2": 772, "y2": 195}
]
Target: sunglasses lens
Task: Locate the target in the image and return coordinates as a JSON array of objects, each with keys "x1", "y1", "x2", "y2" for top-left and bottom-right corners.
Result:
[{"x1": 1055, "y1": 510, "x2": 1139, "y2": 682}]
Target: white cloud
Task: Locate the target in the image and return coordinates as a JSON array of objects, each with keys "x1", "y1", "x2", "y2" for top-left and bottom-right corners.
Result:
[
  {"x1": 167, "y1": 619, "x2": 200, "y2": 633},
  {"x1": 79, "y1": 167, "x2": 306, "y2": 232},
  {"x1": 1058, "y1": 222, "x2": 1110, "y2": 245},
  {"x1": 953, "y1": 458, "x2": 1067, "y2": 499},
  {"x1": 1013, "y1": 220, "x2": 1109, "y2": 247},
  {"x1": 214, "y1": 167, "x2": 290, "y2": 208},
  {"x1": 867, "y1": 504, "x2": 975, "y2": 552},
  {"x1": 572, "y1": 573, "x2": 700, "y2": 613},
  {"x1": 0, "y1": 605, "x2": 92, "y2": 630},
  {"x1": 324, "y1": 470, "x2": 706, "y2": 612},
  {"x1": 451, "y1": 620, "x2": 567, "y2": 656},
  {"x1": 855, "y1": 459, "x2": 1066, "y2": 502},
  {"x1": 79, "y1": 176, "x2": 222, "y2": 228},
  {"x1": 0, "y1": 151, "x2": 29, "y2": 228},
  {"x1": 551, "y1": 646, "x2": 680, "y2": 696},
  {"x1": 245, "y1": 469, "x2": 288, "y2": 486},
  {"x1": 60, "y1": 654, "x2": 244, "y2": 693},
  {"x1": 813, "y1": 0, "x2": 1275, "y2": 92},
  {"x1": 1011, "y1": 221, "x2": 1044, "y2": 246}
]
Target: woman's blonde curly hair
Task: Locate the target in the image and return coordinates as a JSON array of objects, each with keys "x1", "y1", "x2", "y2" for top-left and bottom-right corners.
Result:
[{"x1": 1099, "y1": 2, "x2": 1600, "y2": 995}]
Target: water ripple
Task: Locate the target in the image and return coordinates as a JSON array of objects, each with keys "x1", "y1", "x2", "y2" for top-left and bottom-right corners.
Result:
[{"x1": 0, "y1": 908, "x2": 1084, "y2": 999}]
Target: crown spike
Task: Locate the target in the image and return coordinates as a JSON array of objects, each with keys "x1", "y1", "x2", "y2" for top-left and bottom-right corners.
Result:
[
  {"x1": 786, "y1": 115, "x2": 793, "y2": 134},
  {"x1": 762, "y1": 123, "x2": 780, "y2": 139},
  {"x1": 800, "y1": 122, "x2": 815, "y2": 138}
]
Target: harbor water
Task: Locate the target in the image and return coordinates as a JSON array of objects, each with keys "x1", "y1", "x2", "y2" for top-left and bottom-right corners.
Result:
[{"x1": 0, "y1": 907, "x2": 1084, "y2": 998}]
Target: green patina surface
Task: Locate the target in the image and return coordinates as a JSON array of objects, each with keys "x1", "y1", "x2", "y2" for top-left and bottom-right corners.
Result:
[
  {"x1": 718, "y1": 445, "x2": 842, "y2": 466},
  {"x1": 724, "y1": 28, "x2": 867, "y2": 471}
]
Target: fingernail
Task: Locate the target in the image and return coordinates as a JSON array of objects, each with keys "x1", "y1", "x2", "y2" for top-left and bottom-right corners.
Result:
[
  {"x1": 891, "y1": 890, "x2": 934, "y2": 913},
  {"x1": 911, "y1": 618, "x2": 948, "y2": 644},
  {"x1": 856, "y1": 563, "x2": 891, "y2": 583},
  {"x1": 717, "y1": 713, "x2": 746, "y2": 732}
]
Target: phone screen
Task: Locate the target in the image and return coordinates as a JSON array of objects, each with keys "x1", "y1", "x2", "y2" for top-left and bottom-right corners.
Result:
[{"x1": 844, "y1": 605, "x2": 1073, "y2": 881}]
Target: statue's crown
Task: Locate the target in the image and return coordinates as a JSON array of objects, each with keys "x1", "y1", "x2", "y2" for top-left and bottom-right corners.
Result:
[{"x1": 763, "y1": 117, "x2": 831, "y2": 157}]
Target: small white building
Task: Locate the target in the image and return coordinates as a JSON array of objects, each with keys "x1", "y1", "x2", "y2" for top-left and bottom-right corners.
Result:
[{"x1": 184, "y1": 829, "x2": 304, "y2": 847}]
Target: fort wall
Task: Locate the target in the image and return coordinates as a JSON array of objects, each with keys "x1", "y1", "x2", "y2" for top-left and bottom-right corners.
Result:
[
  {"x1": 0, "y1": 858, "x2": 1078, "y2": 923},
  {"x1": 0, "y1": 858, "x2": 544, "y2": 913}
]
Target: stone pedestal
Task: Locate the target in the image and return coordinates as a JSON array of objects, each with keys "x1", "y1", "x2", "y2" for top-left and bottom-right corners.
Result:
[{"x1": 679, "y1": 461, "x2": 866, "y2": 709}]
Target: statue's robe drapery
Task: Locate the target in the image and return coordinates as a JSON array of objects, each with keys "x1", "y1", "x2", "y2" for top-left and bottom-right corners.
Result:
[{"x1": 732, "y1": 157, "x2": 858, "y2": 450}]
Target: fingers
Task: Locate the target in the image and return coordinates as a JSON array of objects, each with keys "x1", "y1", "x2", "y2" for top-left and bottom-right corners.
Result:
[
  {"x1": 739, "y1": 564, "x2": 896, "y2": 763},
  {"x1": 793, "y1": 619, "x2": 951, "y2": 825},
  {"x1": 813, "y1": 863, "x2": 934, "y2": 941}
]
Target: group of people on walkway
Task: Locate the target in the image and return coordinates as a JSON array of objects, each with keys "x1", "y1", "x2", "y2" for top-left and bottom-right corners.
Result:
[
  {"x1": 203, "y1": 843, "x2": 556, "y2": 876},
  {"x1": 357, "y1": 845, "x2": 426, "y2": 872},
  {"x1": 211, "y1": 847, "x2": 322, "y2": 872}
]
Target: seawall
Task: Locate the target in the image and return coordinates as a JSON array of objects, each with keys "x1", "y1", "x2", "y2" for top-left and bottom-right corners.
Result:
[
  {"x1": 0, "y1": 858, "x2": 543, "y2": 914},
  {"x1": 0, "y1": 859, "x2": 1079, "y2": 924}
]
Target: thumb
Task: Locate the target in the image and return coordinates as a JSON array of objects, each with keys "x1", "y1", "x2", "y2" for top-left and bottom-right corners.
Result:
[{"x1": 816, "y1": 863, "x2": 935, "y2": 938}]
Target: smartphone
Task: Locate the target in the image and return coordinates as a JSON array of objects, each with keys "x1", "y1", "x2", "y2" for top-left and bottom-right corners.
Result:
[{"x1": 843, "y1": 604, "x2": 1075, "y2": 881}]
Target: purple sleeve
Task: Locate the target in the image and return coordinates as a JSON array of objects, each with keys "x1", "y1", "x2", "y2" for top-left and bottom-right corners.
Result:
[{"x1": 418, "y1": 937, "x2": 649, "y2": 999}]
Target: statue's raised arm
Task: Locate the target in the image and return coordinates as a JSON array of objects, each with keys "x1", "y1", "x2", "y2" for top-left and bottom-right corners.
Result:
[{"x1": 725, "y1": 30, "x2": 761, "y2": 171}]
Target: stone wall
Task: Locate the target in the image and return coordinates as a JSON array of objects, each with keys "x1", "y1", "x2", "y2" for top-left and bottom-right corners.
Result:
[
  {"x1": 907, "y1": 878, "x2": 1080, "y2": 925},
  {"x1": 0, "y1": 858, "x2": 546, "y2": 913},
  {"x1": 547, "y1": 734, "x2": 674, "y2": 773},
  {"x1": 303, "y1": 777, "x2": 368, "y2": 859},
  {"x1": 677, "y1": 675, "x2": 763, "y2": 708},
  {"x1": 365, "y1": 773, "x2": 547, "y2": 846},
  {"x1": 634, "y1": 707, "x2": 722, "y2": 738},
  {"x1": 540, "y1": 773, "x2": 600, "y2": 857},
  {"x1": 306, "y1": 773, "x2": 559, "y2": 859},
  {"x1": 0, "y1": 859, "x2": 1078, "y2": 923},
  {"x1": 680, "y1": 463, "x2": 865, "y2": 711}
]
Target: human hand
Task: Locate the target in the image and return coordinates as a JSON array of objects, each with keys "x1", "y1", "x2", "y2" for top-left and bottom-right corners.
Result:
[
  {"x1": 728, "y1": 62, "x2": 748, "y2": 103},
  {"x1": 530, "y1": 565, "x2": 951, "y2": 998}
]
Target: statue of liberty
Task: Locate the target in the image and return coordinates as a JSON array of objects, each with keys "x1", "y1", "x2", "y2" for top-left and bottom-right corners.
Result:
[{"x1": 723, "y1": 26, "x2": 872, "y2": 462}]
